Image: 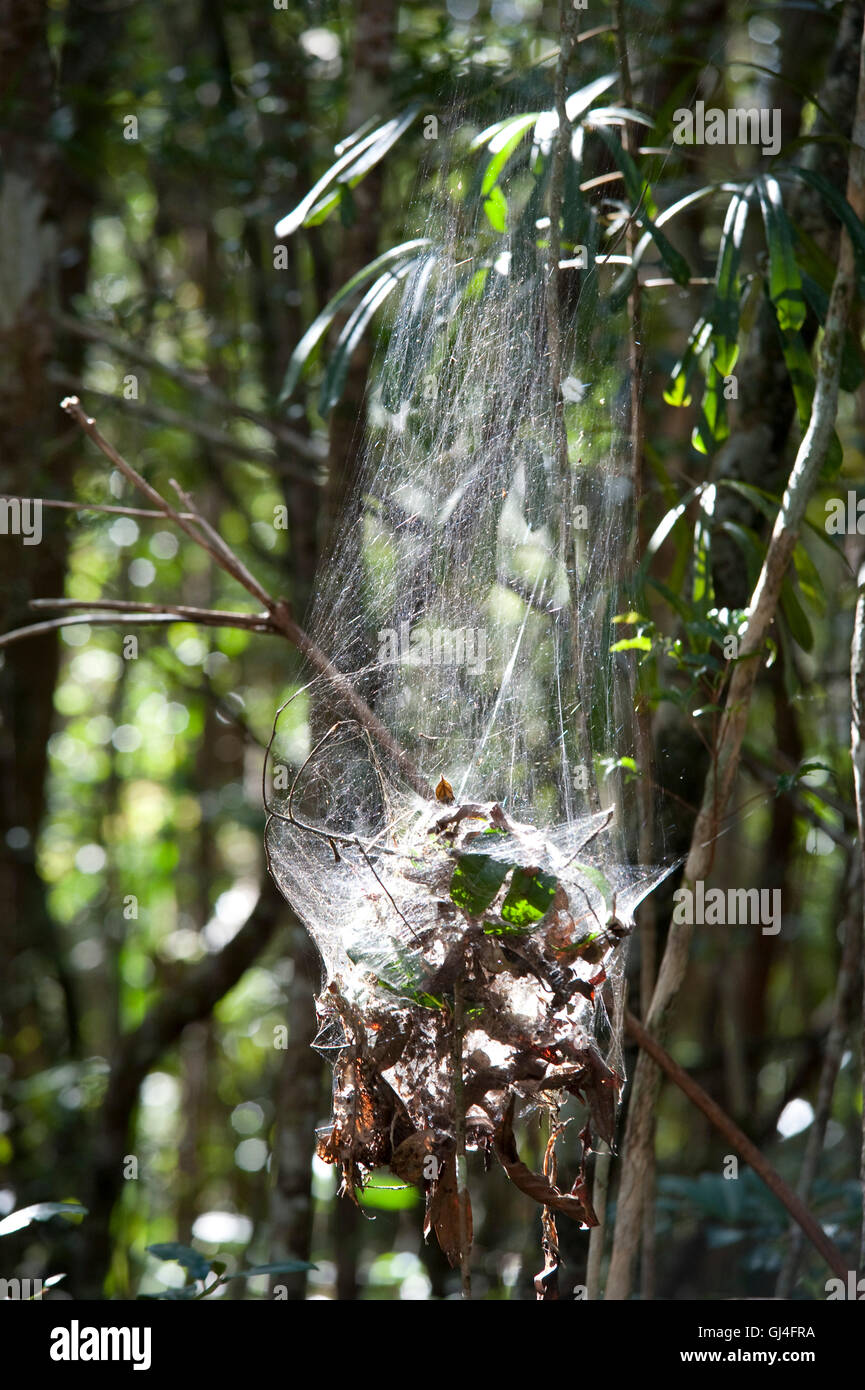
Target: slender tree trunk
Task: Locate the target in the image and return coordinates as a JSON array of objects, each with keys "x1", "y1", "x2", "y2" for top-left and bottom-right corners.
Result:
[{"x1": 851, "y1": 565, "x2": 865, "y2": 1273}]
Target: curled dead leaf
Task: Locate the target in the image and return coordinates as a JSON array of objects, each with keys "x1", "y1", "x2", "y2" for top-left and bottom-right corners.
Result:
[{"x1": 493, "y1": 1096, "x2": 598, "y2": 1226}]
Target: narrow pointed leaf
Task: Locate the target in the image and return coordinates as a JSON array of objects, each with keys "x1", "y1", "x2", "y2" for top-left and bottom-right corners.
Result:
[
  {"x1": 280, "y1": 239, "x2": 432, "y2": 401},
  {"x1": 710, "y1": 189, "x2": 750, "y2": 375},
  {"x1": 757, "y1": 175, "x2": 806, "y2": 333},
  {"x1": 480, "y1": 114, "x2": 539, "y2": 195},
  {"x1": 275, "y1": 106, "x2": 420, "y2": 236},
  {"x1": 691, "y1": 365, "x2": 729, "y2": 455},
  {"x1": 787, "y1": 167, "x2": 865, "y2": 288},
  {"x1": 318, "y1": 264, "x2": 415, "y2": 415},
  {"x1": 664, "y1": 316, "x2": 712, "y2": 406}
]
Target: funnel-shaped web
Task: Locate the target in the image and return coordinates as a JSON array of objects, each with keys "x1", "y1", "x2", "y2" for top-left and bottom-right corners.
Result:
[{"x1": 265, "y1": 112, "x2": 673, "y2": 1262}]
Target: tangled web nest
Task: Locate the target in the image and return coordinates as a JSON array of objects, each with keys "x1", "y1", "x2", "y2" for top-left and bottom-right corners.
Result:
[
  {"x1": 265, "y1": 99, "x2": 672, "y2": 1269},
  {"x1": 265, "y1": 723, "x2": 669, "y2": 1266}
]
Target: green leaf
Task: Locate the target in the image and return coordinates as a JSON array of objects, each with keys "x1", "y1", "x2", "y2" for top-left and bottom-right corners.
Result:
[
  {"x1": 710, "y1": 189, "x2": 751, "y2": 375},
  {"x1": 0, "y1": 1202, "x2": 87, "y2": 1237},
  {"x1": 691, "y1": 364, "x2": 729, "y2": 455},
  {"x1": 639, "y1": 481, "x2": 709, "y2": 580},
  {"x1": 791, "y1": 536, "x2": 826, "y2": 614},
  {"x1": 716, "y1": 478, "x2": 779, "y2": 524},
  {"x1": 692, "y1": 485, "x2": 716, "y2": 617},
  {"x1": 588, "y1": 105, "x2": 653, "y2": 129},
  {"x1": 347, "y1": 941, "x2": 443, "y2": 1011},
  {"x1": 645, "y1": 576, "x2": 692, "y2": 622},
  {"x1": 340, "y1": 104, "x2": 421, "y2": 183},
  {"x1": 147, "y1": 1243, "x2": 212, "y2": 1283},
  {"x1": 756, "y1": 176, "x2": 806, "y2": 334},
  {"x1": 571, "y1": 862, "x2": 614, "y2": 915},
  {"x1": 483, "y1": 918, "x2": 531, "y2": 938},
  {"x1": 356, "y1": 1180, "x2": 419, "y2": 1211},
  {"x1": 500, "y1": 867, "x2": 558, "y2": 927},
  {"x1": 318, "y1": 265, "x2": 414, "y2": 415},
  {"x1": 717, "y1": 478, "x2": 845, "y2": 559},
  {"x1": 275, "y1": 105, "x2": 421, "y2": 236},
  {"x1": 483, "y1": 183, "x2": 508, "y2": 233},
  {"x1": 776, "y1": 329, "x2": 843, "y2": 474},
  {"x1": 787, "y1": 167, "x2": 865, "y2": 290},
  {"x1": 622, "y1": 184, "x2": 731, "y2": 301},
  {"x1": 302, "y1": 189, "x2": 341, "y2": 227},
  {"x1": 609, "y1": 634, "x2": 652, "y2": 652},
  {"x1": 477, "y1": 113, "x2": 539, "y2": 195},
  {"x1": 717, "y1": 520, "x2": 763, "y2": 591},
  {"x1": 450, "y1": 830, "x2": 511, "y2": 914},
  {"x1": 564, "y1": 72, "x2": 618, "y2": 124},
  {"x1": 279, "y1": 239, "x2": 432, "y2": 401},
  {"x1": 664, "y1": 316, "x2": 712, "y2": 407}
]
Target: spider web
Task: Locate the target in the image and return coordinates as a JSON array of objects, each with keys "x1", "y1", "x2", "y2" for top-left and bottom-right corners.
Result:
[{"x1": 265, "y1": 90, "x2": 674, "y2": 1192}]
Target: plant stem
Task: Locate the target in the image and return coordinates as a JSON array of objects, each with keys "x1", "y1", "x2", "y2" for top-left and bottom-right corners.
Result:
[
  {"x1": 547, "y1": 0, "x2": 595, "y2": 805},
  {"x1": 452, "y1": 976, "x2": 471, "y2": 1299}
]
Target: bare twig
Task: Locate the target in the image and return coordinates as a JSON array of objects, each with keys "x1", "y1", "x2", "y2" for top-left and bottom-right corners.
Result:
[
  {"x1": 168, "y1": 476, "x2": 273, "y2": 609},
  {"x1": 61, "y1": 397, "x2": 226, "y2": 562},
  {"x1": 37, "y1": 398, "x2": 433, "y2": 801},
  {"x1": 624, "y1": 1010, "x2": 849, "y2": 1282},
  {"x1": 2, "y1": 495, "x2": 200, "y2": 522},
  {"x1": 31, "y1": 597, "x2": 268, "y2": 624},
  {"x1": 0, "y1": 613, "x2": 231, "y2": 647}
]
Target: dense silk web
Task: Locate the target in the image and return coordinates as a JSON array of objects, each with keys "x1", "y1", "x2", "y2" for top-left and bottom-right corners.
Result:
[{"x1": 265, "y1": 101, "x2": 673, "y2": 1229}]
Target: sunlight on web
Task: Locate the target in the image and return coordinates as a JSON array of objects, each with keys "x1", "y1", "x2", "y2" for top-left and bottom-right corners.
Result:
[{"x1": 265, "y1": 106, "x2": 674, "y2": 1239}]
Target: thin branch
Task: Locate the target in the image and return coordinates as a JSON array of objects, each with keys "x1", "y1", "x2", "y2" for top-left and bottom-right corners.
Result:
[
  {"x1": 614, "y1": 0, "x2": 657, "y2": 1299},
  {"x1": 744, "y1": 752, "x2": 854, "y2": 851},
  {"x1": 0, "y1": 613, "x2": 213, "y2": 647},
  {"x1": 47, "y1": 397, "x2": 433, "y2": 801},
  {"x1": 61, "y1": 397, "x2": 226, "y2": 564},
  {"x1": 2, "y1": 495, "x2": 201, "y2": 522},
  {"x1": 624, "y1": 1010, "x2": 850, "y2": 1283},
  {"x1": 168, "y1": 477, "x2": 273, "y2": 609},
  {"x1": 31, "y1": 597, "x2": 269, "y2": 624}
]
